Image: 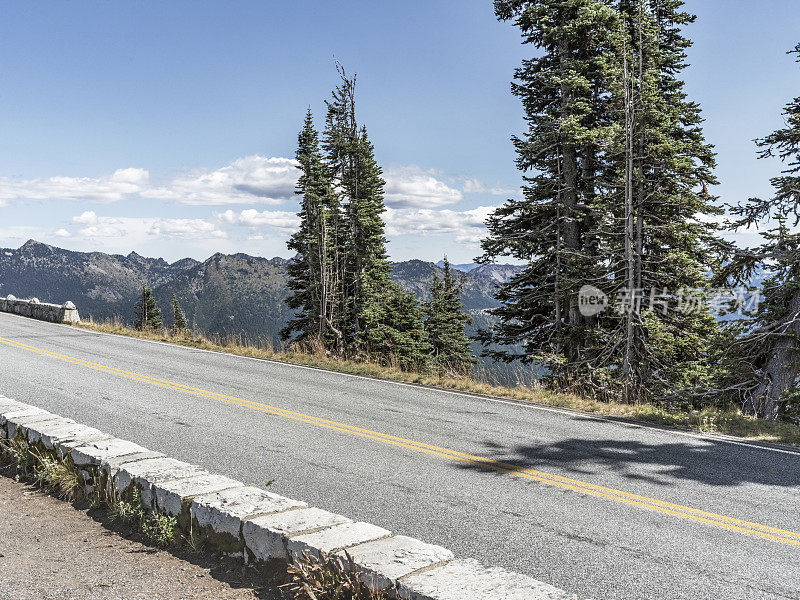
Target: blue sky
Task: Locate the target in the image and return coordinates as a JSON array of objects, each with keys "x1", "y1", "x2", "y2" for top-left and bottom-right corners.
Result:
[{"x1": 1, "y1": 1, "x2": 799, "y2": 263}]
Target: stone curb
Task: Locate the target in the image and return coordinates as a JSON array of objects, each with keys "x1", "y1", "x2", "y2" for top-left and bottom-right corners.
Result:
[
  {"x1": 0, "y1": 295, "x2": 81, "y2": 324},
  {"x1": 0, "y1": 396, "x2": 579, "y2": 599}
]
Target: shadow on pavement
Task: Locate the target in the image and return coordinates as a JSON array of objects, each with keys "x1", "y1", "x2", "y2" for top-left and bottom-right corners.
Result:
[{"x1": 454, "y1": 435, "x2": 800, "y2": 488}]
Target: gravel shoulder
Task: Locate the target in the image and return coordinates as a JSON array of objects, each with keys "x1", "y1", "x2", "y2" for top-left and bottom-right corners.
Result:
[{"x1": 0, "y1": 468, "x2": 281, "y2": 600}]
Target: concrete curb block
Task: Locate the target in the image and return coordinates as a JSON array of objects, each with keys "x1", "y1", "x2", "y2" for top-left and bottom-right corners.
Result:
[
  {"x1": 0, "y1": 397, "x2": 579, "y2": 599},
  {"x1": 0, "y1": 295, "x2": 81, "y2": 324}
]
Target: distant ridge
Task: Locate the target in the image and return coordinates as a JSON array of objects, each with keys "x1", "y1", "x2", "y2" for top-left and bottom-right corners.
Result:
[{"x1": 0, "y1": 240, "x2": 522, "y2": 346}]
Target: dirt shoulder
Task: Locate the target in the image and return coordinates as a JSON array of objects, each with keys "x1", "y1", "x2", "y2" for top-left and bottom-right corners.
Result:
[{"x1": 0, "y1": 469, "x2": 281, "y2": 600}]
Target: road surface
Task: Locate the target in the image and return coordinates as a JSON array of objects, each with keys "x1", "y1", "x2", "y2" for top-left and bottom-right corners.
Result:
[{"x1": 1, "y1": 311, "x2": 798, "y2": 600}]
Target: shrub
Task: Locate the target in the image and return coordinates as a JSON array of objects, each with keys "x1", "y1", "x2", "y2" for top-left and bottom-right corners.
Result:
[
  {"x1": 282, "y1": 550, "x2": 388, "y2": 600},
  {"x1": 141, "y1": 512, "x2": 178, "y2": 547},
  {"x1": 30, "y1": 452, "x2": 81, "y2": 501},
  {"x1": 107, "y1": 487, "x2": 146, "y2": 526}
]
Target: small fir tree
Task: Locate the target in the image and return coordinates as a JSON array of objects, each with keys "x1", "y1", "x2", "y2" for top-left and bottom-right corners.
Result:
[
  {"x1": 171, "y1": 293, "x2": 188, "y2": 333},
  {"x1": 424, "y1": 258, "x2": 475, "y2": 373},
  {"x1": 134, "y1": 284, "x2": 162, "y2": 331},
  {"x1": 359, "y1": 282, "x2": 430, "y2": 370}
]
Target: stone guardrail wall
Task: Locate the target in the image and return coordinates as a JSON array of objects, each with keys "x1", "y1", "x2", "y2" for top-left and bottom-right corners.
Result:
[
  {"x1": 0, "y1": 395, "x2": 578, "y2": 600},
  {"x1": 0, "y1": 295, "x2": 81, "y2": 324}
]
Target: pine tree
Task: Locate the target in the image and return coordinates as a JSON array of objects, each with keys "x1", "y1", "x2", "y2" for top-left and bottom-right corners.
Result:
[
  {"x1": 321, "y1": 65, "x2": 408, "y2": 362},
  {"x1": 359, "y1": 281, "x2": 430, "y2": 369},
  {"x1": 171, "y1": 293, "x2": 188, "y2": 333},
  {"x1": 282, "y1": 109, "x2": 341, "y2": 349},
  {"x1": 424, "y1": 258, "x2": 475, "y2": 374},
  {"x1": 349, "y1": 126, "x2": 394, "y2": 356},
  {"x1": 481, "y1": 0, "x2": 621, "y2": 393},
  {"x1": 283, "y1": 65, "x2": 428, "y2": 367},
  {"x1": 714, "y1": 43, "x2": 800, "y2": 420},
  {"x1": 484, "y1": 0, "x2": 721, "y2": 403},
  {"x1": 604, "y1": 0, "x2": 721, "y2": 402},
  {"x1": 134, "y1": 284, "x2": 162, "y2": 331}
]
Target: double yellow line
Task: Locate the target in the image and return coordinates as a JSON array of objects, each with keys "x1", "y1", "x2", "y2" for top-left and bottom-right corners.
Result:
[{"x1": 2, "y1": 334, "x2": 799, "y2": 547}]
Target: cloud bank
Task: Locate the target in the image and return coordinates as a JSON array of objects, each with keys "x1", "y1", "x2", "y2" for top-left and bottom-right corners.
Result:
[{"x1": 0, "y1": 168, "x2": 150, "y2": 204}]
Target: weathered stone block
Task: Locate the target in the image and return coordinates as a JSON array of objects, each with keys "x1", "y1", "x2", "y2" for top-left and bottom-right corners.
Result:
[
  {"x1": 38, "y1": 425, "x2": 111, "y2": 451},
  {"x1": 0, "y1": 297, "x2": 80, "y2": 324},
  {"x1": 191, "y1": 486, "x2": 306, "y2": 540},
  {"x1": 396, "y1": 559, "x2": 577, "y2": 600},
  {"x1": 55, "y1": 432, "x2": 116, "y2": 458},
  {"x1": 154, "y1": 473, "x2": 244, "y2": 519},
  {"x1": 0, "y1": 398, "x2": 27, "y2": 414},
  {"x1": 5, "y1": 412, "x2": 63, "y2": 440},
  {"x1": 338, "y1": 536, "x2": 453, "y2": 590},
  {"x1": 20, "y1": 418, "x2": 77, "y2": 443},
  {"x1": 0, "y1": 406, "x2": 49, "y2": 430},
  {"x1": 288, "y1": 522, "x2": 392, "y2": 560},
  {"x1": 243, "y1": 508, "x2": 351, "y2": 562},
  {"x1": 113, "y1": 457, "x2": 206, "y2": 508},
  {"x1": 100, "y1": 451, "x2": 167, "y2": 477},
  {"x1": 70, "y1": 438, "x2": 149, "y2": 466}
]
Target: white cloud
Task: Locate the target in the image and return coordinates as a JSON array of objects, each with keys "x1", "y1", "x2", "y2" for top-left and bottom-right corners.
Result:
[
  {"x1": 146, "y1": 156, "x2": 299, "y2": 206},
  {"x1": 149, "y1": 219, "x2": 227, "y2": 239},
  {"x1": 0, "y1": 158, "x2": 298, "y2": 207},
  {"x1": 68, "y1": 213, "x2": 225, "y2": 240},
  {"x1": 0, "y1": 169, "x2": 150, "y2": 204},
  {"x1": 53, "y1": 228, "x2": 71, "y2": 238},
  {"x1": 383, "y1": 166, "x2": 463, "y2": 208},
  {"x1": 111, "y1": 168, "x2": 150, "y2": 185},
  {"x1": 218, "y1": 208, "x2": 301, "y2": 232},
  {"x1": 461, "y1": 179, "x2": 486, "y2": 194},
  {"x1": 72, "y1": 211, "x2": 99, "y2": 225},
  {"x1": 0, "y1": 158, "x2": 514, "y2": 215},
  {"x1": 385, "y1": 205, "x2": 494, "y2": 244}
]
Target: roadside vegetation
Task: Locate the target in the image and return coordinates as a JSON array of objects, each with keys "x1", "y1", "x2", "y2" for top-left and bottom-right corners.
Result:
[
  {"x1": 76, "y1": 318, "x2": 800, "y2": 446},
  {"x1": 0, "y1": 436, "x2": 177, "y2": 547},
  {"x1": 283, "y1": 550, "x2": 387, "y2": 600},
  {"x1": 0, "y1": 435, "x2": 390, "y2": 598}
]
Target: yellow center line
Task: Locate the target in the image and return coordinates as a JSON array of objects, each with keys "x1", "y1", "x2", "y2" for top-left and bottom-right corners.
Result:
[{"x1": 2, "y1": 335, "x2": 799, "y2": 547}]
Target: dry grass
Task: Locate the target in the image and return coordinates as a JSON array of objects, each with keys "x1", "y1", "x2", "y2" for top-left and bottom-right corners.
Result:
[
  {"x1": 282, "y1": 550, "x2": 388, "y2": 599},
  {"x1": 76, "y1": 318, "x2": 800, "y2": 446}
]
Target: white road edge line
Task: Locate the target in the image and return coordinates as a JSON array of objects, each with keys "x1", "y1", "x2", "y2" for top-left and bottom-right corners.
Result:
[{"x1": 4, "y1": 312, "x2": 799, "y2": 458}]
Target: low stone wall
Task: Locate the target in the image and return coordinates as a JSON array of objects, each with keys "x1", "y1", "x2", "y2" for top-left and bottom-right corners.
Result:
[
  {"x1": 0, "y1": 295, "x2": 80, "y2": 324},
  {"x1": 0, "y1": 395, "x2": 578, "y2": 600}
]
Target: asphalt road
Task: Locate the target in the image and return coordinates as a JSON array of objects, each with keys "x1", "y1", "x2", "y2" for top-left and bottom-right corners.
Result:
[{"x1": 1, "y1": 311, "x2": 799, "y2": 600}]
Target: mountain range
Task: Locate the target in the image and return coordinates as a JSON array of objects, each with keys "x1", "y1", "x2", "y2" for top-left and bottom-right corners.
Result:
[{"x1": 0, "y1": 240, "x2": 522, "y2": 352}]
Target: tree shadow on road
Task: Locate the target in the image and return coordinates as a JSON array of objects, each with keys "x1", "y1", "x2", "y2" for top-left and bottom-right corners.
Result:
[{"x1": 454, "y1": 432, "x2": 800, "y2": 488}]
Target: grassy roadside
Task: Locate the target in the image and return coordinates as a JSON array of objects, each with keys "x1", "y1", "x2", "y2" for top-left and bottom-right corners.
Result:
[
  {"x1": 76, "y1": 320, "x2": 800, "y2": 447},
  {"x1": 0, "y1": 438, "x2": 382, "y2": 600}
]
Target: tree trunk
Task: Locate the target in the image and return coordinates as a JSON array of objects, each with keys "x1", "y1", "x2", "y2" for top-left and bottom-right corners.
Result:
[
  {"x1": 622, "y1": 44, "x2": 637, "y2": 404},
  {"x1": 557, "y1": 37, "x2": 583, "y2": 363},
  {"x1": 752, "y1": 289, "x2": 800, "y2": 420}
]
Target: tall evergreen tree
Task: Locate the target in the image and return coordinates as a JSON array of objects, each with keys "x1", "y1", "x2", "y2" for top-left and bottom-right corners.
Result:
[
  {"x1": 134, "y1": 283, "x2": 162, "y2": 331},
  {"x1": 604, "y1": 0, "x2": 721, "y2": 402},
  {"x1": 171, "y1": 293, "x2": 188, "y2": 332},
  {"x1": 283, "y1": 65, "x2": 428, "y2": 367},
  {"x1": 714, "y1": 43, "x2": 800, "y2": 420},
  {"x1": 282, "y1": 109, "x2": 341, "y2": 349},
  {"x1": 424, "y1": 258, "x2": 475, "y2": 373},
  {"x1": 483, "y1": 0, "x2": 721, "y2": 402},
  {"x1": 480, "y1": 0, "x2": 621, "y2": 393},
  {"x1": 322, "y1": 66, "x2": 408, "y2": 361}
]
